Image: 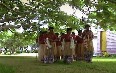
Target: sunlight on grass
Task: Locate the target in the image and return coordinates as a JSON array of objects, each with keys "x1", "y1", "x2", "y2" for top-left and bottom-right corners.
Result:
[{"x1": 93, "y1": 58, "x2": 116, "y2": 62}]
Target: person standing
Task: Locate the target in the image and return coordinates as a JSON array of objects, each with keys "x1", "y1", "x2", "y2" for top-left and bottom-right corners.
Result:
[
  {"x1": 82, "y1": 24, "x2": 94, "y2": 63},
  {"x1": 62, "y1": 28, "x2": 74, "y2": 63},
  {"x1": 60, "y1": 33, "x2": 65, "y2": 60},
  {"x1": 38, "y1": 31, "x2": 47, "y2": 62},
  {"x1": 55, "y1": 33, "x2": 62, "y2": 61},
  {"x1": 47, "y1": 27, "x2": 57, "y2": 63},
  {"x1": 75, "y1": 30, "x2": 84, "y2": 61},
  {"x1": 71, "y1": 32, "x2": 77, "y2": 60}
]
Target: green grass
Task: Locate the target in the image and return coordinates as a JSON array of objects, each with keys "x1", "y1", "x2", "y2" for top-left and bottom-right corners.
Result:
[
  {"x1": 0, "y1": 56, "x2": 116, "y2": 73},
  {"x1": 0, "y1": 63, "x2": 15, "y2": 73}
]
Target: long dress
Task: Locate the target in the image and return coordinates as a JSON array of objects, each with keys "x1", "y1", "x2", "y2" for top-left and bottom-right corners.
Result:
[
  {"x1": 75, "y1": 35, "x2": 84, "y2": 60},
  {"x1": 63, "y1": 33, "x2": 73, "y2": 56},
  {"x1": 47, "y1": 32, "x2": 57, "y2": 56},
  {"x1": 83, "y1": 30, "x2": 94, "y2": 62},
  {"x1": 56, "y1": 36, "x2": 61, "y2": 60},
  {"x1": 62, "y1": 33, "x2": 74, "y2": 63},
  {"x1": 38, "y1": 34, "x2": 47, "y2": 62}
]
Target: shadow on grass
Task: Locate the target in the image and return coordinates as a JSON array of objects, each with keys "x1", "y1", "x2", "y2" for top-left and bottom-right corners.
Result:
[
  {"x1": 0, "y1": 64, "x2": 15, "y2": 73},
  {"x1": 0, "y1": 56, "x2": 116, "y2": 73}
]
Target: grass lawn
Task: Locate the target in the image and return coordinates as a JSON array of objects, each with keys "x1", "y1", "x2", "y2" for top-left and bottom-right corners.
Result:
[
  {"x1": 0, "y1": 56, "x2": 116, "y2": 73},
  {"x1": 0, "y1": 63, "x2": 15, "y2": 73}
]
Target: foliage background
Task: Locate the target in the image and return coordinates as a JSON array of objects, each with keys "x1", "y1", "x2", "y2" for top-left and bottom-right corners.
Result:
[{"x1": 0, "y1": 0, "x2": 116, "y2": 49}]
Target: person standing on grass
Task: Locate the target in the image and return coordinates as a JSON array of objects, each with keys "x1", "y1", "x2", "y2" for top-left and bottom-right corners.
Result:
[
  {"x1": 60, "y1": 32, "x2": 65, "y2": 60},
  {"x1": 62, "y1": 28, "x2": 74, "y2": 63},
  {"x1": 55, "y1": 33, "x2": 62, "y2": 61},
  {"x1": 38, "y1": 31, "x2": 48, "y2": 62},
  {"x1": 47, "y1": 27, "x2": 57, "y2": 63},
  {"x1": 75, "y1": 30, "x2": 84, "y2": 61},
  {"x1": 82, "y1": 24, "x2": 94, "y2": 63},
  {"x1": 71, "y1": 32, "x2": 77, "y2": 60}
]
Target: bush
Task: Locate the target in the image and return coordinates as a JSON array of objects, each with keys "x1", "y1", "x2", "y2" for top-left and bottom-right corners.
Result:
[
  {"x1": 102, "y1": 52, "x2": 109, "y2": 57},
  {"x1": 111, "y1": 54, "x2": 116, "y2": 57},
  {"x1": 16, "y1": 50, "x2": 21, "y2": 53}
]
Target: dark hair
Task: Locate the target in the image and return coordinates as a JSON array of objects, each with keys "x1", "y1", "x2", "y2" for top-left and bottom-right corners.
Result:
[
  {"x1": 85, "y1": 24, "x2": 90, "y2": 28},
  {"x1": 72, "y1": 32, "x2": 75, "y2": 34},
  {"x1": 55, "y1": 33, "x2": 59, "y2": 35},
  {"x1": 48, "y1": 26, "x2": 54, "y2": 30},
  {"x1": 43, "y1": 31, "x2": 47, "y2": 34},
  {"x1": 67, "y1": 28, "x2": 72, "y2": 32},
  {"x1": 39, "y1": 31, "x2": 47, "y2": 35},
  {"x1": 78, "y1": 30, "x2": 82, "y2": 33},
  {"x1": 61, "y1": 32, "x2": 65, "y2": 35}
]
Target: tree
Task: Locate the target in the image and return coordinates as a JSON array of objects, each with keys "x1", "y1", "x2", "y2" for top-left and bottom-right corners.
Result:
[{"x1": 0, "y1": 0, "x2": 116, "y2": 49}]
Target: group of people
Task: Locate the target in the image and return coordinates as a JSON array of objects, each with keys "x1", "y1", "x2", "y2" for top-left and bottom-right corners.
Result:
[{"x1": 37, "y1": 24, "x2": 94, "y2": 64}]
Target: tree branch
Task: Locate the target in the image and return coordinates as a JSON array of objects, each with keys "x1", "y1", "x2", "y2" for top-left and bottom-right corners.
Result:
[{"x1": 0, "y1": 3, "x2": 11, "y2": 10}]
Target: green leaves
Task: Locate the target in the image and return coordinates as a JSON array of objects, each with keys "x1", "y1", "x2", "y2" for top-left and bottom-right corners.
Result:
[
  {"x1": 0, "y1": 30, "x2": 37, "y2": 49},
  {"x1": 0, "y1": 0, "x2": 116, "y2": 49}
]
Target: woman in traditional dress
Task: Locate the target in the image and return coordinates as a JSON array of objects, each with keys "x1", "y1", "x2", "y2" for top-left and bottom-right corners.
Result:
[
  {"x1": 60, "y1": 33, "x2": 65, "y2": 60},
  {"x1": 55, "y1": 33, "x2": 62, "y2": 61},
  {"x1": 47, "y1": 27, "x2": 57, "y2": 63},
  {"x1": 82, "y1": 24, "x2": 94, "y2": 63},
  {"x1": 71, "y1": 32, "x2": 76, "y2": 59},
  {"x1": 38, "y1": 31, "x2": 47, "y2": 62},
  {"x1": 75, "y1": 30, "x2": 84, "y2": 61},
  {"x1": 62, "y1": 28, "x2": 74, "y2": 63}
]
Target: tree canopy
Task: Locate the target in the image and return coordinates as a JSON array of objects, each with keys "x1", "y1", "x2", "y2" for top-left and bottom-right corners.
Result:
[{"x1": 0, "y1": 0, "x2": 116, "y2": 48}]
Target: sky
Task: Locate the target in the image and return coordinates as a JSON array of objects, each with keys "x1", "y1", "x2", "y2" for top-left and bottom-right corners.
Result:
[{"x1": 60, "y1": 4, "x2": 87, "y2": 19}]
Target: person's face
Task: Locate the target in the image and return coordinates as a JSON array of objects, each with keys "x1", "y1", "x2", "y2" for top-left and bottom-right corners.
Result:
[
  {"x1": 56, "y1": 34, "x2": 59, "y2": 37},
  {"x1": 67, "y1": 31, "x2": 71, "y2": 34},
  {"x1": 78, "y1": 31, "x2": 82, "y2": 35},
  {"x1": 43, "y1": 32, "x2": 46, "y2": 35},
  {"x1": 72, "y1": 33, "x2": 75, "y2": 35},
  {"x1": 49, "y1": 29, "x2": 53, "y2": 32},
  {"x1": 85, "y1": 27, "x2": 89, "y2": 30}
]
